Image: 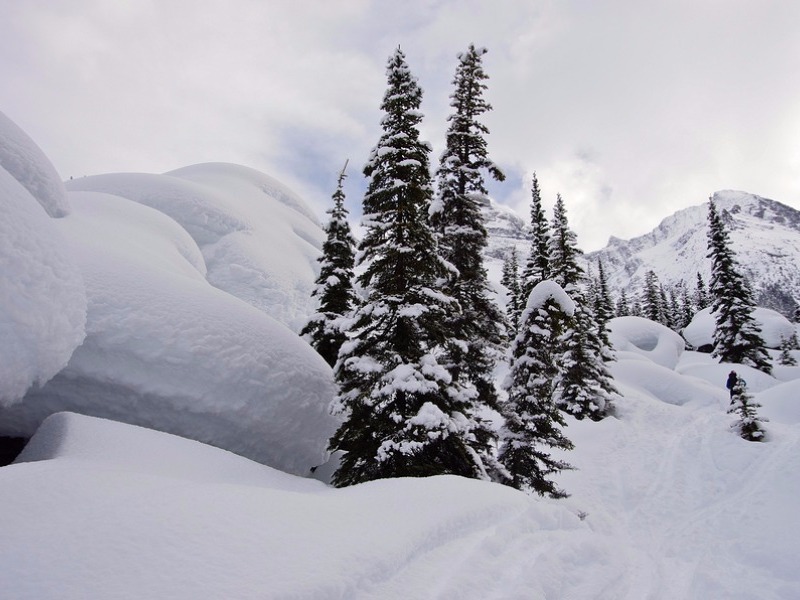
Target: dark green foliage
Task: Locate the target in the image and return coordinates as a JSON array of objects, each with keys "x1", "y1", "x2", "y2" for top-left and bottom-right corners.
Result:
[
  {"x1": 641, "y1": 270, "x2": 662, "y2": 323},
  {"x1": 706, "y1": 199, "x2": 772, "y2": 374},
  {"x1": 499, "y1": 284, "x2": 574, "y2": 498},
  {"x1": 432, "y1": 44, "x2": 507, "y2": 417},
  {"x1": 593, "y1": 259, "x2": 615, "y2": 327},
  {"x1": 728, "y1": 379, "x2": 767, "y2": 442},
  {"x1": 778, "y1": 333, "x2": 798, "y2": 366},
  {"x1": 549, "y1": 193, "x2": 583, "y2": 293},
  {"x1": 694, "y1": 272, "x2": 710, "y2": 311},
  {"x1": 616, "y1": 288, "x2": 631, "y2": 317},
  {"x1": 501, "y1": 247, "x2": 523, "y2": 328},
  {"x1": 301, "y1": 166, "x2": 358, "y2": 367},
  {"x1": 329, "y1": 48, "x2": 490, "y2": 488},
  {"x1": 521, "y1": 172, "x2": 551, "y2": 298}
]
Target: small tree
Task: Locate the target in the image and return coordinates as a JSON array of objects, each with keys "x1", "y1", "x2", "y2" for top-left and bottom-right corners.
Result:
[
  {"x1": 301, "y1": 164, "x2": 359, "y2": 367},
  {"x1": 641, "y1": 270, "x2": 662, "y2": 323},
  {"x1": 778, "y1": 333, "x2": 798, "y2": 366},
  {"x1": 501, "y1": 247, "x2": 523, "y2": 328},
  {"x1": 499, "y1": 281, "x2": 574, "y2": 498},
  {"x1": 728, "y1": 379, "x2": 767, "y2": 442},
  {"x1": 521, "y1": 172, "x2": 551, "y2": 298}
]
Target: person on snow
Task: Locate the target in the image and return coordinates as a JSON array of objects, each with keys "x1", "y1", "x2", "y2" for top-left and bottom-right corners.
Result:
[{"x1": 726, "y1": 370, "x2": 738, "y2": 399}]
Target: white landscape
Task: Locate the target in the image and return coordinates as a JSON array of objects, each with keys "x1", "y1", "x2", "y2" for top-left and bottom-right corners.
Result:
[{"x1": 2, "y1": 105, "x2": 800, "y2": 600}]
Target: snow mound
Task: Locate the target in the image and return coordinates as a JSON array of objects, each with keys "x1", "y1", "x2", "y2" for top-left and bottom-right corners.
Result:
[
  {"x1": 676, "y1": 360, "x2": 779, "y2": 395},
  {"x1": 756, "y1": 380, "x2": 800, "y2": 425},
  {"x1": 525, "y1": 279, "x2": 576, "y2": 315},
  {"x1": 0, "y1": 168, "x2": 86, "y2": 405},
  {"x1": 1, "y1": 191, "x2": 337, "y2": 475},
  {"x1": 611, "y1": 358, "x2": 721, "y2": 406},
  {"x1": 608, "y1": 316, "x2": 685, "y2": 369},
  {"x1": 684, "y1": 306, "x2": 795, "y2": 350},
  {"x1": 0, "y1": 110, "x2": 69, "y2": 217},
  {"x1": 67, "y1": 163, "x2": 324, "y2": 331}
]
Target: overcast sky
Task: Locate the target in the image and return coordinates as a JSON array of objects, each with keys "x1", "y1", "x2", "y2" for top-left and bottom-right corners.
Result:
[{"x1": 3, "y1": 0, "x2": 799, "y2": 250}]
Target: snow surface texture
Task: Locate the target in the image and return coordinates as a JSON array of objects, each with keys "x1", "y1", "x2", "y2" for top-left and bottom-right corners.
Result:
[
  {"x1": 66, "y1": 162, "x2": 324, "y2": 332},
  {"x1": 608, "y1": 316, "x2": 686, "y2": 369},
  {"x1": 4, "y1": 369, "x2": 799, "y2": 600},
  {"x1": 684, "y1": 306, "x2": 797, "y2": 350},
  {"x1": 0, "y1": 110, "x2": 70, "y2": 217},
  {"x1": 0, "y1": 167, "x2": 86, "y2": 405},
  {"x1": 0, "y1": 190, "x2": 337, "y2": 474}
]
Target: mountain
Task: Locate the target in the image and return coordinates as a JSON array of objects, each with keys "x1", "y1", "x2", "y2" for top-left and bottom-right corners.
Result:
[
  {"x1": 483, "y1": 191, "x2": 800, "y2": 318},
  {"x1": 586, "y1": 191, "x2": 800, "y2": 317}
]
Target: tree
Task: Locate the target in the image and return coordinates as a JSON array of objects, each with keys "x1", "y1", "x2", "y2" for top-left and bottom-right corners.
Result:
[
  {"x1": 616, "y1": 288, "x2": 631, "y2": 317},
  {"x1": 694, "y1": 272, "x2": 710, "y2": 311},
  {"x1": 778, "y1": 333, "x2": 798, "y2": 366},
  {"x1": 593, "y1": 259, "x2": 615, "y2": 327},
  {"x1": 706, "y1": 199, "x2": 772, "y2": 374},
  {"x1": 521, "y1": 172, "x2": 551, "y2": 298},
  {"x1": 501, "y1": 247, "x2": 523, "y2": 328},
  {"x1": 549, "y1": 193, "x2": 582, "y2": 293},
  {"x1": 431, "y1": 43, "x2": 507, "y2": 418},
  {"x1": 641, "y1": 270, "x2": 662, "y2": 323},
  {"x1": 329, "y1": 48, "x2": 490, "y2": 487},
  {"x1": 499, "y1": 281, "x2": 574, "y2": 497},
  {"x1": 301, "y1": 163, "x2": 359, "y2": 367},
  {"x1": 728, "y1": 378, "x2": 767, "y2": 442}
]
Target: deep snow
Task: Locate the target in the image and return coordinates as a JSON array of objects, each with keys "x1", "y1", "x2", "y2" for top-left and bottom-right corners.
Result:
[{"x1": 2, "y1": 112, "x2": 800, "y2": 599}]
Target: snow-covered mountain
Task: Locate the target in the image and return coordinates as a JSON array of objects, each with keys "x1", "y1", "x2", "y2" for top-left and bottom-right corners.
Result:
[
  {"x1": 586, "y1": 191, "x2": 800, "y2": 315},
  {"x1": 483, "y1": 191, "x2": 800, "y2": 317}
]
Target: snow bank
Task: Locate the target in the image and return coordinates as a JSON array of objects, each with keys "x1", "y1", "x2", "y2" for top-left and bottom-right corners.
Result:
[
  {"x1": 66, "y1": 163, "x2": 324, "y2": 331},
  {"x1": 1, "y1": 191, "x2": 337, "y2": 475},
  {"x1": 610, "y1": 358, "x2": 721, "y2": 407},
  {"x1": 684, "y1": 306, "x2": 795, "y2": 349},
  {"x1": 0, "y1": 110, "x2": 69, "y2": 217},
  {"x1": 755, "y1": 380, "x2": 800, "y2": 425},
  {"x1": 608, "y1": 316, "x2": 685, "y2": 369},
  {"x1": 0, "y1": 168, "x2": 86, "y2": 405}
]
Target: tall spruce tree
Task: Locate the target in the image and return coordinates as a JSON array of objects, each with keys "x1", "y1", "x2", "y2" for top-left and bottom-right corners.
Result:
[
  {"x1": 499, "y1": 281, "x2": 574, "y2": 498},
  {"x1": 329, "y1": 49, "x2": 491, "y2": 487},
  {"x1": 641, "y1": 270, "x2": 662, "y2": 323},
  {"x1": 521, "y1": 172, "x2": 552, "y2": 298},
  {"x1": 431, "y1": 44, "x2": 506, "y2": 417},
  {"x1": 593, "y1": 259, "x2": 615, "y2": 327},
  {"x1": 549, "y1": 193, "x2": 583, "y2": 293},
  {"x1": 694, "y1": 272, "x2": 710, "y2": 311},
  {"x1": 706, "y1": 198, "x2": 772, "y2": 374},
  {"x1": 301, "y1": 164, "x2": 358, "y2": 367}
]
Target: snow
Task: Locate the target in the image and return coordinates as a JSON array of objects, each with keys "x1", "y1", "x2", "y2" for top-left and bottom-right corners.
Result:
[
  {"x1": 0, "y1": 167, "x2": 86, "y2": 405},
  {"x1": 1, "y1": 188, "x2": 338, "y2": 475},
  {"x1": 525, "y1": 279, "x2": 576, "y2": 315},
  {"x1": 0, "y1": 110, "x2": 70, "y2": 217},
  {"x1": 608, "y1": 316, "x2": 686, "y2": 369},
  {"x1": 683, "y1": 305, "x2": 795, "y2": 350},
  {"x1": 66, "y1": 162, "x2": 324, "y2": 332}
]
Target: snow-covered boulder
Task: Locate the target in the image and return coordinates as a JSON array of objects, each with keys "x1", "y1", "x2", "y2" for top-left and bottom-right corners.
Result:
[
  {"x1": 0, "y1": 168, "x2": 86, "y2": 405},
  {"x1": 0, "y1": 110, "x2": 70, "y2": 217},
  {"x1": 1, "y1": 191, "x2": 337, "y2": 475},
  {"x1": 608, "y1": 316, "x2": 685, "y2": 370},
  {"x1": 684, "y1": 306, "x2": 795, "y2": 350},
  {"x1": 66, "y1": 163, "x2": 324, "y2": 332}
]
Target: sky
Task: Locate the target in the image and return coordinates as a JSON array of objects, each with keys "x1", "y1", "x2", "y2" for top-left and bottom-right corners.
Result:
[{"x1": 2, "y1": 0, "x2": 799, "y2": 251}]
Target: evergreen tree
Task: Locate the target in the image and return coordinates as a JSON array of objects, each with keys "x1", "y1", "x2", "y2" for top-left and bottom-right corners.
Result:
[
  {"x1": 330, "y1": 48, "x2": 489, "y2": 487},
  {"x1": 593, "y1": 259, "x2": 615, "y2": 327},
  {"x1": 728, "y1": 378, "x2": 767, "y2": 442},
  {"x1": 549, "y1": 193, "x2": 583, "y2": 292},
  {"x1": 706, "y1": 199, "x2": 772, "y2": 374},
  {"x1": 694, "y1": 272, "x2": 710, "y2": 311},
  {"x1": 641, "y1": 270, "x2": 662, "y2": 323},
  {"x1": 499, "y1": 281, "x2": 574, "y2": 497},
  {"x1": 778, "y1": 333, "x2": 798, "y2": 366},
  {"x1": 501, "y1": 247, "x2": 522, "y2": 328},
  {"x1": 301, "y1": 164, "x2": 359, "y2": 367},
  {"x1": 558, "y1": 304, "x2": 617, "y2": 420},
  {"x1": 679, "y1": 285, "x2": 694, "y2": 330},
  {"x1": 431, "y1": 43, "x2": 507, "y2": 419},
  {"x1": 616, "y1": 288, "x2": 630, "y2": 317},
  {"x1": 521, "y1": 172, "x2": 551, "y2": 298}
]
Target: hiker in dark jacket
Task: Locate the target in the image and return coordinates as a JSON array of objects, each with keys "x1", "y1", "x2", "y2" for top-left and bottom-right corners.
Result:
[{"x1": 726, "y1": 370, "x2": 738, "y2": 399}]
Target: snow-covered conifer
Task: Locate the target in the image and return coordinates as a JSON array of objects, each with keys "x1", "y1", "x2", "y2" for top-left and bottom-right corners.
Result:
[
  {"x1": 706, "y1": 199, "x2": 772, "y2": 374},
  {"x1": 330, "y1": 48, "x2": 491, "y2": 487},
  {"x1": 501, "y1": 247, "x2": 522, "y2": 328},
  {"x1": 616, "y1": 288, "x2": 631, "y2": 317},
  {"x1": 694, "y1": 272, "x2": 710, "y2": 311},
  {"x1": 728, "y1": 379, "x2": 767, "y2": 442},
  {"x1": 499, "y1": 281, "x2": 574, "y2": 497},
  {"x1": 641, "y1": 270, "x2": 662, "y2": 323},
  {"x1": 521, "y1": 173, "x2": 551, "y2": 298},
  {"x1": 431, "y1": 44, "x2": 507, "y2": 421},
  {"x1": 549, "y1": 193, "x2": 582, "y2": 293},
  {"x1": 593, "y1": 259, "x2": 615, "y2": 327},
  {"x1": 301, "y1": 165, "x2": 358, "y2": 367},
  {"x1": 778, "y1": 333, "x2": 798, "y2": 366}
]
